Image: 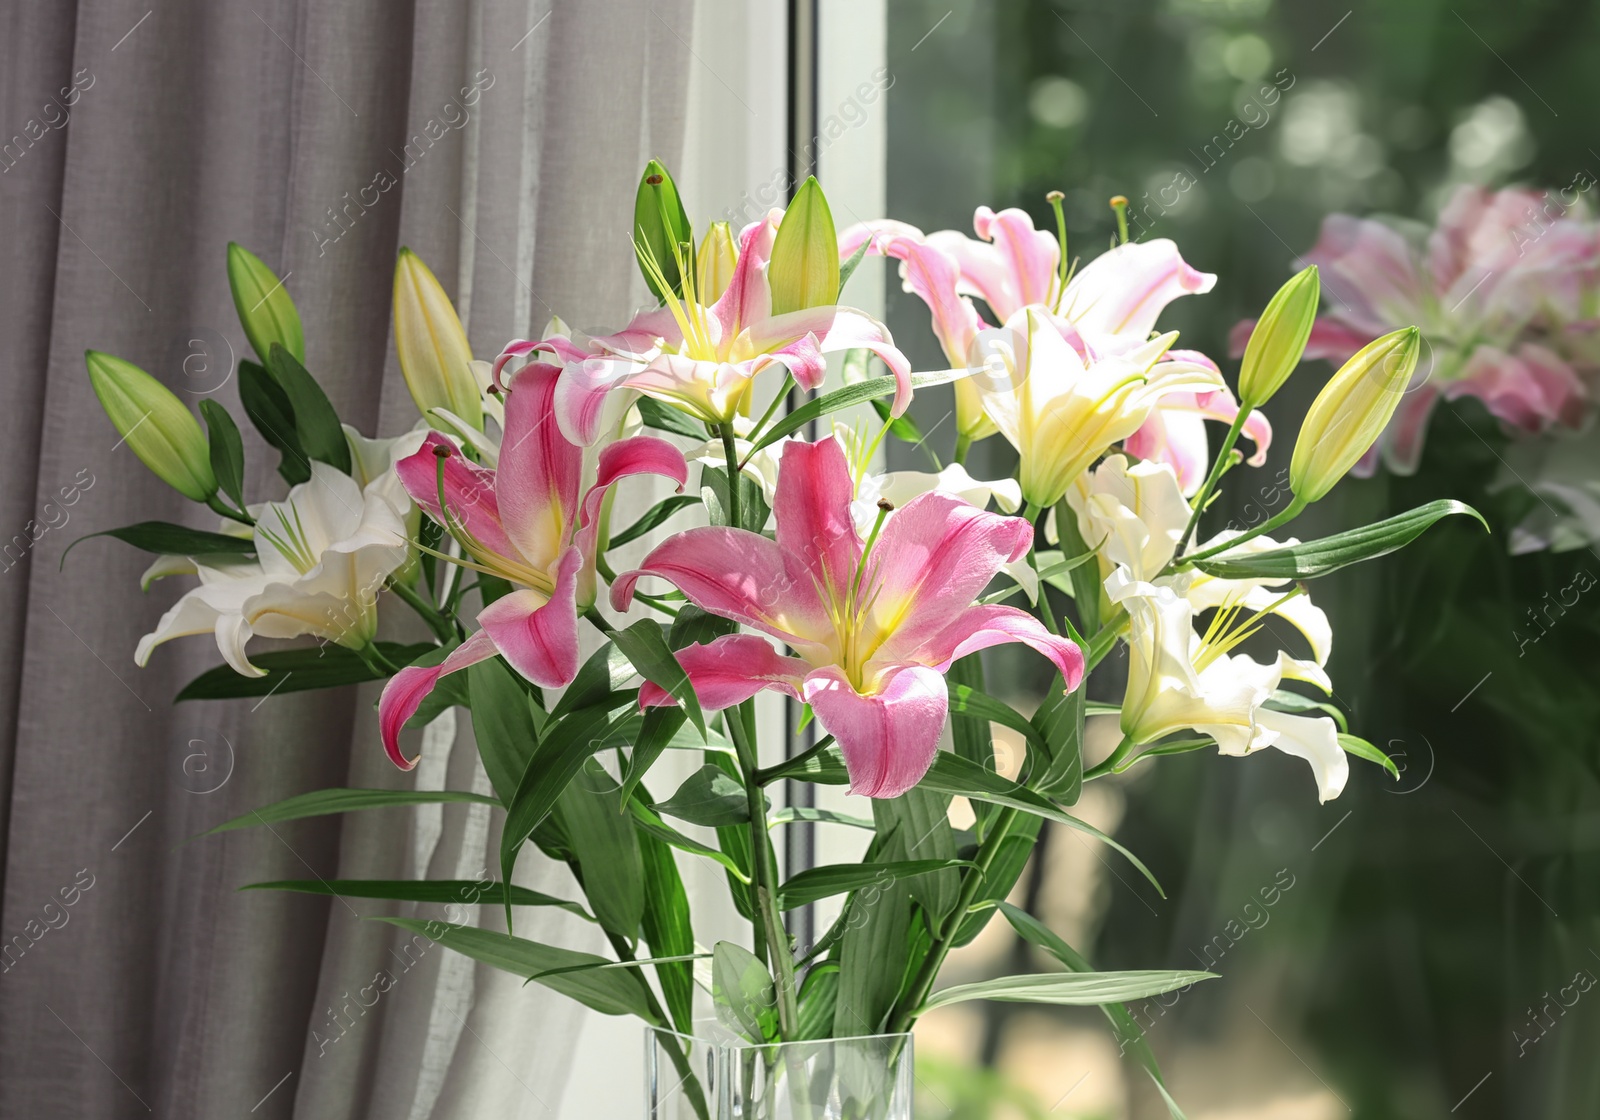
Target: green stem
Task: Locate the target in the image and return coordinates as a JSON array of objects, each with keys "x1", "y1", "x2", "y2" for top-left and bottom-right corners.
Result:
[
  {"x1": 352, "y1": 640, "x2": 400, "y2": 676},
  {"x1": 742, "y1": 373, "x2": 795, "y2": 455},
  {"x1": 952, "y1": 432, "x2": 972, "y2": 467},
  {"x1": 718, "y1": 421, "x2": 743, "y2": 530},
  {"x1": 1176, "y1": 407, "x2": 1251, "y2": 556},
  {"x1": 206, "y1": 493, "x2": 254, "y2": 526},
  {"x1": 753, "y1": 734, "x2": 835, "y2": 786},
  {"x1": 1021, "y1": 503, "x2": 1061, "y2": 637},
  {"x1": 1180, "y1": 497, "x2": 1306, "y2": 566},
  {"x1": 582, "y1": 605, "x2": 613, "y2": 636},
  {"x1": 387, "y1": 578, "x2": 455, "y2": 643},
  {"x1": 887, "y1": 805, "x2": 1021, "y2": 1039},
  {"x1": 1082, "y1": 734, "x2": 1135, "y2": 781}
]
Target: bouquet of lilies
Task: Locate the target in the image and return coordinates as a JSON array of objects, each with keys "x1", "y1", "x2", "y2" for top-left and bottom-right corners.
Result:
[{"x1": 81, "y1": 162, "x2": 1481, "y2": 1116}]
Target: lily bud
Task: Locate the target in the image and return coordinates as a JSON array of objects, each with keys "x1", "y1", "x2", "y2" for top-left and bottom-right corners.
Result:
[
  {"x1": 633, "y1": 159, "x2": 693, "y2": 301},
  {"x1": 768, "y1": 176, "x2": 840, "y2": 316},
  {"x1": 393, "y1": 248, "x2": 484, "y2": 431},
  {"x1": 1290, "y1": 326, "x2": 1420, "y2": 504},
  {"x1": 85, "y1": 351, "x2": 216, "y2": 501},
  {"x1": 1238, "y1": 265, "x2": 1319, "y2": 407},
  {"x1": 226, "y1": 243, "x2": 304, "y2": 366},
  {"x1": 696, "y1": 221, "x2": 738, "y2": 305}
]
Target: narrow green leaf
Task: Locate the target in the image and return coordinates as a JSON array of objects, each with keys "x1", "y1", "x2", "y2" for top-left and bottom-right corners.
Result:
[
  {"x1": 1338, "y1": 732, "x2": 1400, "y2": 780},
  {"x1": 266, "y1": 344, "x2": 351, "y2": 474},
  {"x1": 554, "y1": 758, "x2": 645, "y2": 939},
  {"x1": 241, "y1": 878, "x2": 595, "y2": 920},
  {"x1": 949, "y1": 684, "x2": 1046, "y2": 757},
  {"x1": 175, "y1": 642, "x2": 434, "y2": 701},
  {"x1": 795, "y1": 964, "x2": 840, "y2": 1041},
  {"x1": 946, "y1": 654, "x2": 995, "y2": 833},
  {"x1": 869, "y1": 395, "x2": 923, "y2": 443},
  {"x1": 238, "y1": 358, "x2": 309, "y2": 485},
  {"x1": 1033, "y1": 679, "x2": 1085, "y2": 803},
  {"x1": 611, "y1": 619, "x2": 705, "y2": 738},
  {"x1": 768, "y1": 806, "x2": 874, "y2": 829},
  {"x1": 201, "y1": 787, "x2": 497, "y2": 836},
  {"x1": 668, "y1": 604, "x2": 738, "y2": 651},
  {"x1": 834, "y1": 878, "x2": 910, "y2": 1036},
  {"x1": 836, "y1": 237, "x2": 871, "y2": 299},
  {"x1": 627, "y1": 799, "x2": 750, "y2": 880},
  {"x1": 637, "y1": 823, "x2": 696, "y2": 1031},
  {"x1": 374, "y1": 918, "x2": 661, "y2": 1021},
  {"x1": 636, "y1": 396, "x2": 707, "y2": 439},
  {"x1": 712, "y1": 941, "x2": 778, "y2": 1044},
  {"x1": 775, "y1": 859, "x2": 971, "y2": 911},
  {"x1": 872, "y1": 787, "x2": 960, "y2": 923},
  {"x1": 550, "y1": 641, "x2": 637, "y2": 719},
  {"x1": 1264, "y1": 689, "x2": 1348, "y2": 732},
  {"x1": 917, "y1": 752, "x2": 1165, "y2": 897},
  {"x1": 750, "y1": 367, "x2": 971, "y2": 454},
  {"x1": 1191, "y1": 499, "x2": 1488, "y2": 581},
  {"x1": 199, "y1": 400, "x2": 246, "y2": 508},
  {"x1": 952, "y1": 814, "x2": 1042, "y2": 947},
  {"x1": 768, "y1": 177, "x2": 840, "y2": 315},
  {"x1": 759, "y1": 744, "x2": 850, "y2": 785},
  {"x1": 468, "y1": 657, "x2": 543, "y2": 804},
  {"x1": 655, "y1": 763, "x2": 754, "y2": 827},
  {"x1": 619, "y1": 706, "x2": 688, "y2": 805},
  {"x1": 922, "y1": 970, "x2": 1215, "y2": 1012},
  {"x1": 608, "y1": 494, "x2": 701, "y2": 549},
  {"x1": 63, "y1": 521, "x2": 255, "y2": 568}
]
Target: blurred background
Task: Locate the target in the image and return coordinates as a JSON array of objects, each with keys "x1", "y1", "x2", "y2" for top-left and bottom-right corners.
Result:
[{"x1": 881, "y1": 1, "x2": 1600, "y2": 1117}]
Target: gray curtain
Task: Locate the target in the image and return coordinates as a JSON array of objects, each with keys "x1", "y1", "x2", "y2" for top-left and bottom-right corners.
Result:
[{"x1": 0, "y1": 1, "x2": 693, "y2": 1116}]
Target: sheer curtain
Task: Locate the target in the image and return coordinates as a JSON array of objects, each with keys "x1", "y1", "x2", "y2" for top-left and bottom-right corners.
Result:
[{"x1": 0, "y1": 2, "x2": 692, "y2": 1116}]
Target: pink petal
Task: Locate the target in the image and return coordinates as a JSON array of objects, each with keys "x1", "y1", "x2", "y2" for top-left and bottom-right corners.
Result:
[
  {"x1": 572, "y1": 435, "x2": 688, "y2": 605},
  {"x1": 838, "y1": 218, "x2": 928, "y2": 259},
  {"x1": 477, "y1": 547, "x2": 583, "y2": 688},
  {"x1": 712, "y1": 214, "x2": 777, "y2": 340},
  {"x1": 491, "y1": 339, "x2": 542, "y2": 390},
  {"x1": 804, "y1": 664, "x2": 949, "y2": 799},
  {"x1": 591, "y1": 306, "x2": 680, "y2": 357},
  {"x1": 762, "y1": 331, "x2": 828, "y2": 391},
  {"x1": 396, "y1": 433, "x2": 520, "y2": 562},
  {"x1": 379, "y1": 630, "x2": 499, "y2": 770},
  {"x1": 864, "y1": 492, "x2": 1033, "y2": 663},
  {"x1": 884, "y1": 235, "x2": 984, "y2": 367},
  {"x1": 639, "y1": 634, "x2": 808, "y2": 710},
  {"x1": 972, "y1": 206, "x2": 1060, "y2": 314},
  {"x1": 815, "y1": 308, "x2": 914, "y2": 417},
  {"x1": 1303, "y1": 214, "x2": 1423, "y2": 332},
  {"x1": 496, "y1": 363, "x2": 581, "y2": 572},
  {"x1": 918, "y1": 604, "x2": 1084, "y2": 691},
  {"x1": 774, "y1": 438, "x2": 861, "y2": 600},
  {"x1": 612, "y1": 526, "x2": 829, "y2": 649},
  {"x1": 1382, "y1": 382, "x2": 1441, "y2": 475},
  {"x1": 553, "y1": 356, "x2": 641, "y2": 446},
  {"x1": 1062, "y1": 238, "x2": 1215, "y2": 340},
  {"x1": 1303, "y1": 317, "x2": 1376, "y2": 364}
]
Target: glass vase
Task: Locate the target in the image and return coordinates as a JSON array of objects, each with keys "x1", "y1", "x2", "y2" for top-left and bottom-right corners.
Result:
[{"x1": 645, "y1": 1023, "x2": 914, "y2": 1120}]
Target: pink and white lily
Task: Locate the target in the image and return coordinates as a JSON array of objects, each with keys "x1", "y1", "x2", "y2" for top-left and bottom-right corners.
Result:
[
  {"x1": 1230, "y1": 186, "x2": 1597, "y2": 475},
  {"x1": 611, "y1": 437, "x2": 1084, "y2": 798},
  {"x1": 514, "y1": 210, "x2": 911, "y2": 446},
  {"x1": 377, "y1": 361, "x2": 688, "y2": 769}
]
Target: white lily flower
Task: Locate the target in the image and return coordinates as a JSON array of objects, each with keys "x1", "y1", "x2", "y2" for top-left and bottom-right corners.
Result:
[
  {"x1": 135, "y1": 462, "x2": 412, "y2": 677},
  {"x1": 1108, "y1": 567, "x2": 1347, "y2": 802}
]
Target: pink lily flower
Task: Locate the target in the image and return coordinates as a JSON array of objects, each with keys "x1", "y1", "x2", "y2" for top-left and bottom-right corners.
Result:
[
  {"x1": 377, "y1": 361, "x2": 688, "y2": 769},
  {"x1": 611, "y1": 437, "x2": 1084, "y2": 798},
  {"x1": 1122, "y1": 351, "x2": 1273, "y2": 497},
  {"x1": 1230, "y1": 186, "x2": 1596, "y2": 475},
  {"x1": 518, "y1": 211, "x2": 911, "y2": 447}
]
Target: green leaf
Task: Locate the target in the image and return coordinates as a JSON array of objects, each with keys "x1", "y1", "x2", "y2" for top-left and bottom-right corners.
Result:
[
  {"x1": 837, "y1": 238, "x2": 871, "y2": 300},
  {"x1": 63, "y1": 521, "x2": 255, "y2": 568},
  {"x1": 655, "y1": 763, "x2": 754, "y2": 827},
  {"x1": 633, "y1": 159, "x2": 694, "y2": 302},
  {"x1": 201, "y1": 787, "x2": 496, "y2": 836},
  {"x1": 1190, "y1": 499, "x2": 1487, "y2": 581},
  {"x1": 1338, "y1": 732, "x2": 1400, "y2": 780},
  {"x1": 199, "y1": 400, "x2": 246, "y2": 508},
  {"x1": 775, "y1": 859, "x2": 971, "y2": 911},
  {"x1": 750, "y1": 367, "x2": 971, "y2": 454},
  {"x1": 949, "y1": 684, "x2": 1046, "y2": 758},
  {"x1": 872, "y1": 787, "x2": 960, "y2": 923},
  {"x1": 795, "y1": 965, "x2": 840, "y2": 1041},
  {"x1": 468, "y1": 657, "x2": 543, "y2": 804},
  {"x1": 668, "y1": 604, "x2": 738, "y2": 651},
  {"x1": 870, "y1": 395, "x2": 923, "y2": 443},
  {"x1": 636, "y1": 395, "x2": 707, "y2": 440},
  {"x1": 768, "y1": 806, "x2": 874, "y2": 829},
  {"x1": 609, "y1": 494, "x2": 701, "y2": 549},
  {"x1": 499, "y1": 705, "x2": 635, "y2": 930},
  {"x1": 712, "y1": 941, "x2": 778, "y2": 1044},
  {"x1": 759, "y1": 744, "x2": 850, "y2": 785},
  {"x1": 611, "y1": 619, "x2": 705, "y2": 738},
  {"x1": 1033, "y1": 679, "x2": 1085, "y2": 803},
  {"x1": 1264, "y1": 689, "x2": 1348, "y2": 732},
  {"x1": 627, "y1": 799, "x2": 750, "y2": 880},
  {"x1": 241, "y1": 878, "x2": 595, "y2": 920},
  {"x1": 550, "y1": 641, "x2": 637, "y2": 719},
  {"x1": 921, "y1": 970, "x2": 1215, "y2": 1013},
  {"x1": 554, "y1": 759, "x2": 644, "y2": 939},
  {"x1": 952, "y1": 814, "x2": 1041, "y2": 947},
  {"x1": 1055, "y1": 498, "x2": 1101, "y2": 633},
  {"x1": 619, "y1": 706, "x2": 687, "y2": 805},
  {"x1": 996, "y1": 901, "x2": 1180, "y2": 1114},
  {"x1": 238, "y1": 358, "x2": 310, "y2": 485},
  {"x1": 768, "y1": 177, "x2": 840, "y2": 316},
  {"x1": 834, "y1": 877, "x2": 910, "y2": 1036},
  {"x1": 374, "y1": 918, "x2": 660, "y2": 1021},
  {"x1": 699, "y1": 462, "x2": 770, "y2": 533},
  {"x1": 175, "y1": 642, "x2": 434, "y2": 701},
  {"x1": 266, "y1": 344, "x2": 351, "y2": 474},
  {"x1": 637, "y1": 824, "x2": 696, "y2": 1031},
  {"x1": 917, "y1": 752, "x2": 1165, "y2": 896},
  {"x1": 946, "y1": 654, "x2": 995, "y2": 833}
]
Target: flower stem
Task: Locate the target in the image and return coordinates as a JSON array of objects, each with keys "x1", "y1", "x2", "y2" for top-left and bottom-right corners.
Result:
[
  {"x1": 1082, "y1": 734, "x2": 1135, "y2": 780},
  {"x1": 1021, "y1": 502, "x2": 1061, "y2": 637},
  {"x1": 1179, "y1": 497, "x2": 1306, "y2": 566},
  {"x1": 206, "y1": 494, "x2": 254, "y2": 526},
  {"x1": 387, "y1": 578, "x2": 456, "y2": 643},
  {"x1": 718, "y1": 421, "x2": 743, "y2": 530},
  {"x1": 742, "y1": 374, "x2": 795, "y2": 456},
  {"x1": 1177, "y1": 407, "x2": 1252, "y2": 556},
  {"x1": 952, "y1": 432, "x2": 972, "y2": 467}
]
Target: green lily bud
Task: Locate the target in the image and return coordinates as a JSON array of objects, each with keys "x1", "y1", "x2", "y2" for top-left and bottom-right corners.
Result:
[
  {"x1": 696, "y1": 221, "x2": 738, "y2": 305},
  {"x1": 393, "y1": 248, "x2": 484, "y2": 431},
  {"x1": 226, "y1": 243, "x2": 304, "y2": 366},
  {"x1": 768, "y1": 176, "x2": 840, "y2": 316},
  {"x1": 633, "y1": 159, "x2": 693, "y2": 302},
  {"x1": 1238, "y1": 265, "x2": 1319, "y2": 407},
  {"x1": 1290, "y1": 326, "x2": 1420, "y2": 504},
  {"x1": 85, "y1": 351, "x2": 216, "y2": 501}
]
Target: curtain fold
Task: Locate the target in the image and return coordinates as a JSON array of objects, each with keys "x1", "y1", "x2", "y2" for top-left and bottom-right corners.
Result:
[{"x1": 0, "y1": 1, "x2": 694, "y2": 1116}]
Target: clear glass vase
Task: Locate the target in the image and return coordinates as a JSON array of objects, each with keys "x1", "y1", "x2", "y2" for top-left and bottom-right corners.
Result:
[{"x1": 645, "y1": 1023, "x2": 914, "y2": 1120}]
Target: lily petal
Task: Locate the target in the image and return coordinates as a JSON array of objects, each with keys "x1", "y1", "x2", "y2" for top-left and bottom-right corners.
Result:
[
  {"x1": 803, "y1": 663, "x2": 949, "y2": 799},
  {"x1": 378, "y1": 629, "x2": 500, "y2": 769},
  {"x1": 639, "y1": 633, "x2": 808, "y2": 710},
  {"x1": 477, "y1": 547, "x2": 583, "y2": 688},
  {"x1": 917, "y1": 603, "x2": 1084, "y2": 690},
  {"x1": 774, "y1": 438, "x2": 861, "y2": 604},
  {"x1": 496, "y1": 363, "x2": 581, "y2": 573}
]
